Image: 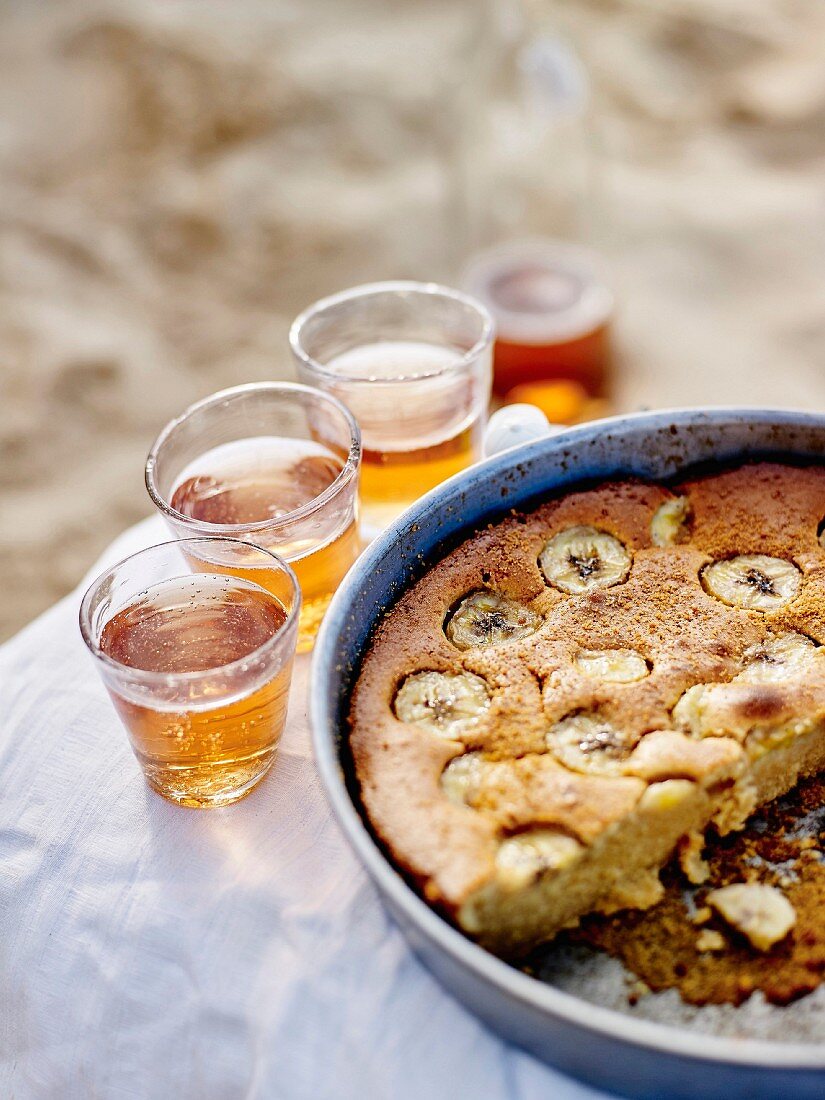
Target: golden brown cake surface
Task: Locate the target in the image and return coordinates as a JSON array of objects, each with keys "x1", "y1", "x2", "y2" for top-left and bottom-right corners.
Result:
[{"x1": 349, "y1": 462, "x2": 825, "y2": 954}]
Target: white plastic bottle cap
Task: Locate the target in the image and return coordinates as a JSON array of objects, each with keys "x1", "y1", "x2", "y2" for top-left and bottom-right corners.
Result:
[{"x1": 484, "y1": 403, "x2": 557, "y2": 458}]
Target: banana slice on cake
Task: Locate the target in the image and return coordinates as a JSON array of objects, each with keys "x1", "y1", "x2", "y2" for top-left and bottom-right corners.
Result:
[
  {"x1": 702, "y1": 554, "x2": 801, "y2": 611},
  {"x1": 672, "y1": 684, "x2": 708, "y2": 736},
  {"x1": 539, "y1": 526, "x2": 631, "y2": 594},
  {"x1": 651, "y1": 496, "x2": 691, "y2": 547},
  {"x1": 574, "y1": 648, "x2": 649, "y2": 683},
  {"x1": 495, "y1": 829, "x2": 583, "y2": 890},
  {"x1": 445, "y1": 590, "x2": 541, "y2": 650},
  {"x1": 673, "y1": 633, "x2": 819, "y2": 738},
  {"x1": 739, "y1": 632, "x2": 818, "y2": 682},
  {"x1": 706, "y1": 883, "x2": 796, "y2": 951},
  {"x1": 547, "y1": 713, "x2": 635, "y2": 776},
  {"x1": 394, "y1": 671, "x2": 490, "y2": 737},
  {"x1": 440, "y1": 751, "x2": 489, "y2": 804}
]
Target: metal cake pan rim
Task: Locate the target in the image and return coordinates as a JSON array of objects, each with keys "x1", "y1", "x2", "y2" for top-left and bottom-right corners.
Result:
[{"x1": 311, "y1": 406, "x2": 825, "y2": 1071}]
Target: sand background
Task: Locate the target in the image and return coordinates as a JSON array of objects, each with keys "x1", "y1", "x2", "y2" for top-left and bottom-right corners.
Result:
[{"x1": 2, "y1": 0, "x2": 825, "y2": 641}]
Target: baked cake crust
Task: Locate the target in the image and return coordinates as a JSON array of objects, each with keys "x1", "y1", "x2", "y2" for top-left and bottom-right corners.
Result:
[{"x1": 349, "y1": 463, "x2": 825, "y2": 954}]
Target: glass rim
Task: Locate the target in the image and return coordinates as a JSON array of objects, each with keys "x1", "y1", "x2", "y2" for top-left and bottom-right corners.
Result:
[
  {"x1": 288, "y1": 280, "x2": 496, "y2": 386},
  {"x1": 79, "y1": 537, "x2": 302, "y2": 686},
  {"x1": 459, "y1": 237, "x2": 615, "y2": 346},
  {"x1": 144, "y1": 381, "x2": 362, "y2": 536}
]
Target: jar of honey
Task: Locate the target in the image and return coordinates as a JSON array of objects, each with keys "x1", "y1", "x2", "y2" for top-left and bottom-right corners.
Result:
[{"x1": 462, "y1": 239, "x2": 614, "y2": 399}]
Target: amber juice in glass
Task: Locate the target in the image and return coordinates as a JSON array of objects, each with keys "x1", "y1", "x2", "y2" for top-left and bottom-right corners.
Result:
[
  {"x1": 80, "y1": 538, "x2": 300, "y2": 808},
  {"x1": 145, "y1": 383, "x2": 361, "y2": 651},
  {"x1": 462, "y1": 241, "x2": 614, "y2": 400},
  {"x1": 290, "y1": 282, "x2": 493, "y2": 531}
]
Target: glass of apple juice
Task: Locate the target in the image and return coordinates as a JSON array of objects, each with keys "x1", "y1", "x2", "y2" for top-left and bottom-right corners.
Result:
[
  {"x1": 145, "y1": 382, "x2": 361, "y2": 652},
  {"x1": 80, "y1": 538, "x2": 300, "y2": 808},
  {"x1": 289, "y1": 281, "x2": 493, "y2": 533}
]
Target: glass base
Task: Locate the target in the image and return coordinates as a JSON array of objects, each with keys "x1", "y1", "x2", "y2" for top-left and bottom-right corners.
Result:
[
  {"x1": 360, "y1": 501, "x2": 412, "y2": 534},
  {"x1": 296, "y1": 593, "x2": 334, "y2": 653},
  {"x1": 141, "y1": 752, "x2": 276, "y2": 808}
]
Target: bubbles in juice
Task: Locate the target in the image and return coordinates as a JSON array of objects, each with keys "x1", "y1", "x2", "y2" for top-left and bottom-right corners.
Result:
[
  {"x1": 324, "y1": 340, "x2": 485, "y2": 527},
  {"x1": 100, "y1": 575, "x2": 292, "y2": 807},
  {"x1": 168, "y1": 436, "x2": 360, "y2": 650},
  {"x1": 170, "y1": 437, "x2": 343, "y2": 525}
]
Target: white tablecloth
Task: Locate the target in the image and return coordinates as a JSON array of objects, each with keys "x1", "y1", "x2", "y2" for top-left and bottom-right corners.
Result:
[{"x1": 1, "y1": 516, "x2": 610, "y2": 1100}]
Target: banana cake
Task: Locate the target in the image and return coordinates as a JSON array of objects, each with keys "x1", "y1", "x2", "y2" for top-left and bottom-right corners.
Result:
[{"x1": 349, "y1": 462, "x2": 825, "y2": 955}]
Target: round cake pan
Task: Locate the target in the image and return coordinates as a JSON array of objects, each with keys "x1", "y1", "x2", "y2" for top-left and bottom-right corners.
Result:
[{"x1": 311, "y1": 408, "x2": 825, "y2": 1099}]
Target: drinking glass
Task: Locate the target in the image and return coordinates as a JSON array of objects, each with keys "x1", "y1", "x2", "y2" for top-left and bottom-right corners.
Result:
[
  {"x1": 145, "y1": 382, "x2": 361, "y2": 651},
  {"x1": 462, "y1": 239, "x2": 614, "y2": 400},
  {"x1": 80, "y1": 538, "x2": 300, "y2": 808},
  {"x1": 289, "y1": 281, "x2": 494, "y2": 530}
]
